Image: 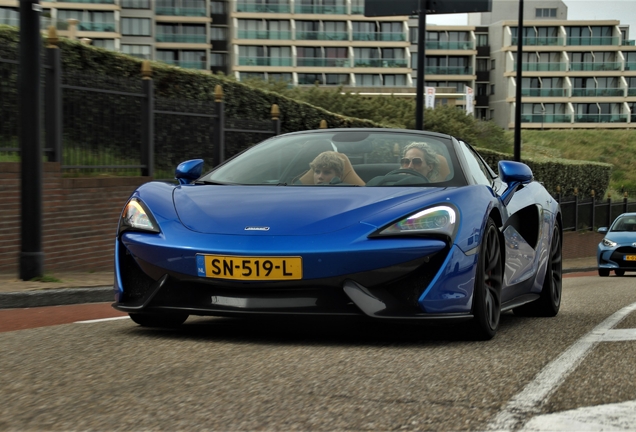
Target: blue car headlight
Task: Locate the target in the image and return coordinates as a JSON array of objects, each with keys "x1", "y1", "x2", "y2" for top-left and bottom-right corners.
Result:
[
  {"x1": 602, "y1": 238, "x2": 617, "y2": 248},
  {"x1": 118, "y1": 198, "x2": 160, "y2": 234},
  {"x1": 373, "y1": 205, "x2": 459, "y2": 241}
]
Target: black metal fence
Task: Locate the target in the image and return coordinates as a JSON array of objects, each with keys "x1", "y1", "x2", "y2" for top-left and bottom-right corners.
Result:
[
  {"x1": 557, "y1": 191, "x2": 636, "y2": 231},
  {"x1": 0, "y1": 39, "x2": 280, "y2": 179}
]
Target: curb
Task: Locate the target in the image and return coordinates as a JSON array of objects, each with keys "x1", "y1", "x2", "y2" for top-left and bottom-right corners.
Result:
[
  {"x1": 563, "y1": 267, "x2": 597, "y2": 274},
  {"x1": 0, "y1": 286, "x2": 114, "y2": 309}
]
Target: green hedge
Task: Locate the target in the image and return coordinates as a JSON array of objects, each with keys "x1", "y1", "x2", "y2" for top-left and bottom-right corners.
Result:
[{"x1": 477, "y1": 147, "x2": 612, "y2": 197}]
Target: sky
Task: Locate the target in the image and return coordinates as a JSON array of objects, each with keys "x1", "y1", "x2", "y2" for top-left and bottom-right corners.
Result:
[{"x1": 427, "y1": 0, "x2": 636, "y2": 32}]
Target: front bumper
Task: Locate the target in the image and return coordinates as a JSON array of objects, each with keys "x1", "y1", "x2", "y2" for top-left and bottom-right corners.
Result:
[
  {"x1": 113, "y1": 238, "x2": 478, "y2": 320},
  {"x1": 597, "y1": 245, "x2": 636, "y2": 270}
]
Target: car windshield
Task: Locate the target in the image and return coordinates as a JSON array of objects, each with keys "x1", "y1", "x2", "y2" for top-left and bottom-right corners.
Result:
[
  {"x1": 201, "y1": 130, "x2": 466, "y2": 187},
  {"x1": 610, "y1": 215, "x2": 636, "y2": 232}
]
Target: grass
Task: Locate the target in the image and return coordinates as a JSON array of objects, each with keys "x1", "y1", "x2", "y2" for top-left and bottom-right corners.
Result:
[{"x1": 29, "y1": 275, "x2": 63, "y2": 283}]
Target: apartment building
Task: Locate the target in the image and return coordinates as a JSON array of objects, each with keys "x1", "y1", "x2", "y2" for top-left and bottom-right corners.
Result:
[{"x1": 1, "y1": 0, "x2": 635, "y2": 129}]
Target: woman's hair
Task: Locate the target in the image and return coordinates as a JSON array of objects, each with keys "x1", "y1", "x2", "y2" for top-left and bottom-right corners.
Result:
[
  {"x1": 309, "y1": 151, "x2": 344, "y2": 177},
  {"x1": 402, "y1": 142, "x2": 440, "y2": 180}
]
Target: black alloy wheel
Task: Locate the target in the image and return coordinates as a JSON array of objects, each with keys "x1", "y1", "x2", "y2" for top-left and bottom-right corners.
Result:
[
  {"x1": 129, "y1": 312, "x2": 189, "y2": 328},
  {"x1": 471, "y1": 218, "x2": 503, "y2": 340},
  {"x1": 514, "y1": 223, "x2": 563, "y2": 317}
]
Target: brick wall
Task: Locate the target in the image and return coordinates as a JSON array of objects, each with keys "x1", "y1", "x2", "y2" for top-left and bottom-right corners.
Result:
[
  {"x1": 1, "y1": 161, "x2": 601, "y2": 274},
  {"x1": 0, "y1": 163, "x2": 149, "y2": 274}
]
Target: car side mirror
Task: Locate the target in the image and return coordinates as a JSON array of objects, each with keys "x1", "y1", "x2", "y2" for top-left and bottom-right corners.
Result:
[
  {"x1": 498, "y1": 160, "x2": 533, "y2": 206},
  {"x1": 175, "y1": 159, "x2": 204, "y2": 185},
  {"x1": 597, "y1": 227, "x2": 608, "y2": 234}
]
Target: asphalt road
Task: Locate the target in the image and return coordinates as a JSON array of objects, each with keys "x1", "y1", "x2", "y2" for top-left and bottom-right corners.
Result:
[{"x1": 1, "y1": 274, "x2": 635, "y2": 431}]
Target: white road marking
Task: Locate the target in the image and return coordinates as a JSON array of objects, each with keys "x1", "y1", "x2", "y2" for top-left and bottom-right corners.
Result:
[
  {"x1": 75, "y1": 316, "x2": 129, "y2": 324},
  {"x1": 600, "y1": 328, "x2": 636, "y2": 342},
  {"x1": 521, "y1": 400, "x2": 636, "y2": 431},
  {"x1": 487, "y1": 301, "x2": 636, "y2": 431}
]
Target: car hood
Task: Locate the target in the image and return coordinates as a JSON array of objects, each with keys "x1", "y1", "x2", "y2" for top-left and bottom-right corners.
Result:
[{"x1": 173, "y1": 185, "x2": 443, "y2": 235}]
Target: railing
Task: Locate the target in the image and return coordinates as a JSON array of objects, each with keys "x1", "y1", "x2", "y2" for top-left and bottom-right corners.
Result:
[
  {"x1": 158, "y1": 59, "x2": 207, "y2": 69},
  {"x1": 628, "y1": 88, "x2": 636, "y2": 96},
  {"x1": 557, "y1": 190, "x2": 636, "y2": 232},
  {"x1": 511, "y1": 36, "x2": 564, "y2": 46},
  {"x1": 625, "y1": 62, "x2": 636, "y2": 71},
  {"x1": 235, "y1": 2, "x2": 291, "y2": 13},
  {"x1": 294, "y1": 4, "x2": 347, "y2": 14},
  {"x1": 295, "y1": 31, "x2": 348, "y2": 41},
  {"x1": 521, "y1": 114, "x2": 572, "y2": 123},
  {"x1": 571, "y1": 88, "x2": 624, "y2": 97},
  {"x1": 354, "y1": 58, "x2": 409, "y2": 68},
  {"x1": 425, "y1": 41, "x2": 473, "y2": 50},
  {"x1": 155, "y1": 7, "x2": 207, "y2": 16},
  {"x1": 424, "y1": 65, "x2": 473, "y2": 74},
  {"x1": 297, "y1": 57, "x2": 351, "y2": 67},
  {"x1": 573, "y1": 113, "x2": 629, "y2": 123},
  {"x1": 622, "y1": 39, "x2": 636, "y2": 46},
  {"x1": 566, "y1": 36, "x2": 619, "y2": 46},
  {"x1": 514, "y1": 62, "x2": 566, "y2": 72},
  {"x1": 62, "y1": 0, "x2": 115, "y2": 3},
  {"x1": 77, "y1": 21, "x2": 117, "y2": 32},
  {"x1": 155, "y1": 33, "x2": 207, "y2": 43},
  {"x1": 352, "y1": 32, "x2": 406, "y2": 41},
  {"x1": 351, "y1": 5, "x2": 364, "y2": 14},
  {"x1": 238, "y1": 56, "x2": 293, "y2": 66},
  {"x1": 237, "y1": 30, "x2": 292, "y2": 40},
  {"x1": 521, "y1": 88, "x2": 567, "y2": 97},
  {"x1": 569, "y1": 62, "x2": 622, "y2": 71}
]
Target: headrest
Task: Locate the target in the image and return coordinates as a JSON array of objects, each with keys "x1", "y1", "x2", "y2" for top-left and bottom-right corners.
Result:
[{"x1": 298, "y1": 153, "x2": 366, "y2": 186}]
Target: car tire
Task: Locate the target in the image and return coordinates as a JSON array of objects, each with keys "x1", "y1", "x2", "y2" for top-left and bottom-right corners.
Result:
[
  {"x1": 598, "y1": 269, "x2": 610, "y2": 277},
  {"x1": 471, "y1": 217, "x2": 503, "y2": 340},
  {"x1": 615, "y1": 269, "x2": 625, "y2": 276},
  {"x1": 513, "y1": 223, "x2": 562, "y2": 317},
  {"x1": 129, "y1": 312, "x2": 189, "y2": 328}
]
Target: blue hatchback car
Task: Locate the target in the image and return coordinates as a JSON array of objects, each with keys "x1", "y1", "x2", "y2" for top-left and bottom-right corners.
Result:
[
  {"x1": 113, "y1": 128, "x2": 562, "y2": 340},
  {"x1": 597, "y1": 212, "x2": 636, "y2": 276}
]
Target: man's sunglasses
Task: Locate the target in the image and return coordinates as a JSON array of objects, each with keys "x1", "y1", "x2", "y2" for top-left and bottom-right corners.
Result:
[{"x1": 400, "y1": 157, "x2": 423, "y2": 167}]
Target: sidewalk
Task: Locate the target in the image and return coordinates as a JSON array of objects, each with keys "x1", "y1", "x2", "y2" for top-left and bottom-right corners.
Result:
[{"x1": 0, "y1": 257, "x2": 599, "y2": 309}]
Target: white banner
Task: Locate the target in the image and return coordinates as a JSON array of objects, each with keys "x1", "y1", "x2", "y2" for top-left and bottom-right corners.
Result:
[
  {"x1": 425, "y1": 87, "x2": 436, "y2": 109},
  {"x1": 465, "y1": 86, "x2": 474, "y2": 115}
]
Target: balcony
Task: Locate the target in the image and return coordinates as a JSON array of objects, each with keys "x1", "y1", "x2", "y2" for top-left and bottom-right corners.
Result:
[
  {"x1": 521, "y1": 88, "x2": 567, "y2": 97},
  {"x1": 236, "y1": 2, "x2": 291, "y2": 13},
  {"x1": 158, "y1": 59, "x2": 207, "y2": 69},
  {"x1": 237, "y1": 30, "x2": 292, "y2": 40},
  {"x1": 77, "y1": 21, "x2": 117, "y2": 32},
  {"x1": 297, "y1": 57, "x2": 351, "y2": 67},
  {"x1": 238, "y1": 56, "x2": 293, "y2": 66},
  {"x1": 566, "y1": 37, "x2": 619, "y2": 46},
  {"x1": 424, "y1": 66, "x2": 473, "y2": 74},
  {"x1": 352, "y1": 32, "x2": 406, "y2": 42},
  {"x1": 156, "y1": 33, "x2": 207, "y2": 43},
  {"x1": 425, "y1": 41, "x2": 473, "y2": 50},
  {"x1": 61, "y1": 0, "x2": 115, "y2": 3},
  {"x1": 625, "y1": 62, "x2": 636, "y2": 71},
  {"x1": 622, "y1": 39, "x2": 636, "y2": 46},
  {"x1": 571, "y1": 88, "x2": 624, "y2": 97},
  {"x1": 569, "y1": 62, "x2": 622, "y2": 71},
  {"x1": 514, "y1": 62, "x2": 567, "y2": 72},
  {"x1": 296, "y1": 31, "x2": 348, "y2": 41},
  {"x1": 156, "y1": 7, "x2": 207, "y2": 17},
  {"x1": 629, "y1": 88, "x2": 636, "y2": 96},
  {"x1": 351, "y1": 5, "x2": 364, "y2": 14},
  {"x1": 521, "y1": 114, "x2": 571, "y2": 123},
  {"x1": 574, "y1": 113, "x2": 628, "y2": 122},
  {"x1": 294, "y1": 5, "x2": 347, "y2": 14},
  {"x1": 354, "y1": 58, "x2": 408, "y2": 68},
  {"x1": 511, "y1": 36, "x2": 564, "y2": 46}
]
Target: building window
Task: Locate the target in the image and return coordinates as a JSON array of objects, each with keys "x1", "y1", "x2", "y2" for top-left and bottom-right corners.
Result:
[
  {"x1": 491, "y1": 59, "x2": 495, "y2": 70},
  {"x1": 122, "y1": 18, "x2": 151, "y2": 36},
  {"x1": 210, "y1": 1, "x2": 227, "y2": 14},
  {"x1": 477, "y1": 34, "x2": 488, "y2": 47},
  {"x1": 121, "y1": 0, "x2": 150, "y2": 8},
  {"x1": 210, "y1": 27, "x2": 227, "y2": 40},
  {"x1": 122, "y1": 44, "x2": 151, "y2": 59},
  {"x1": 477, "y1": 58, "x2": 488, "y2": 71},
  {"x1": 535, "y1": 8, "x2": 557, "y2": 17},
  {"x1": 298, "y1": 73, "x2": 324, "y2": 85},
  {"x1": 91, "y1": 39, "x2": 115, "y2": 50},
  {"x1": 490, "y1": 84, "x2": 495, "y2": 95}
]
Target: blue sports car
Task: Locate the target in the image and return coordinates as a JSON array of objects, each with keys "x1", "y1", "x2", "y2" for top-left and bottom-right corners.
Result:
[
  {"x1": 597, "y1": 212, "x2": 636, "y2": 276},
  {"x1": 113, "y1": 128, "x2": 562, "y2": 339}
]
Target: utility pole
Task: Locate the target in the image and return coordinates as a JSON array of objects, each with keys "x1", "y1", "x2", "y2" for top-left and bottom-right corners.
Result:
[
  {"x1": 19, "y1": 0, "x2": 44, "y2": 280},
  {"x1": 414, "y1": 0, "x2": 427, "y2": 130},
  {"x1": 513, "y1": 0, "x2": 524, "y2": 162}
]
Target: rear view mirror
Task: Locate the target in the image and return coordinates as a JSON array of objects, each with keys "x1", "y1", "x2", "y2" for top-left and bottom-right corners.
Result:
[{"x1": 175, "y1": 159, "x2": 204, "y2": 184}]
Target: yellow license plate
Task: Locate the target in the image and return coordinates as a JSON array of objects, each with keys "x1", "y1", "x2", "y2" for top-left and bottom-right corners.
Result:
[
  {"x1": 625, "y1": 255, "x2": 636, "y2": 261},
  {"x1": 200, "y1": 255, "x2": 302, "y2": 281}
]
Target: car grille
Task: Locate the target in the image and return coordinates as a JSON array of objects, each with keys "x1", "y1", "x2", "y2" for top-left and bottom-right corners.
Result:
[{"x1": 610, "y1": 247, "x2": 636, "y2": 269}]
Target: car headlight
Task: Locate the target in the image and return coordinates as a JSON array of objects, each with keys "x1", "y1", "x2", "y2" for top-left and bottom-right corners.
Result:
[
  {"x1": 602, "y1": 238, "x2": 617, "y2": 247},
  {"x1": 119, "y1": 198, "x2": 160, "y2": 234},
  {"x1": 374, "y1": 205, "x2": 458, "y2": 240}
]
